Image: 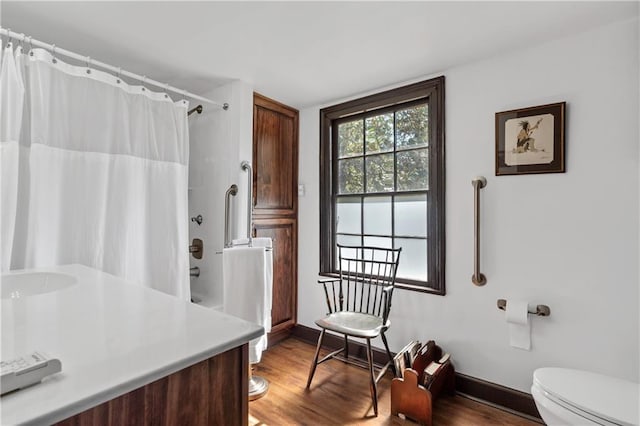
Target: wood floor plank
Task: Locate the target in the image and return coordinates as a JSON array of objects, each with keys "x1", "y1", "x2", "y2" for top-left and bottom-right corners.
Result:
[{"x1": 249, "y1": 338, "x2": 540, "y2": 426}]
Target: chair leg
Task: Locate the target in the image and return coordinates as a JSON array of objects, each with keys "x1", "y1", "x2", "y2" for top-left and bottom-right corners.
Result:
[
  {"x1": 344, "y1": 335, "x2": 349, "y2": 360},
  {"x1": 365, "y1": 338, "x2": 378, "y2": 417},
  {"x1": 306, "y1": 329, "x2": 326, "y2": 389},
  {"x1": 381, "y1": 331, "x2": 396, "y2": 377}
]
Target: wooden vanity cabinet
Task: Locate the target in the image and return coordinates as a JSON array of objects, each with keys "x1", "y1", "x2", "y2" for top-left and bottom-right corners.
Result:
[{"x1": 55, "y1": 345, "x2": 249, "y2": 426}]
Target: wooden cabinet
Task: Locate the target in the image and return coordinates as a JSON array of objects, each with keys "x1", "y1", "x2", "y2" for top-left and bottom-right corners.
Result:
[
  {"x1": 252, "y1": 93, "x2": 298, "y2": 346},
  {"x1": 253, "y1": 94, "x2": 298, "y2": 216},
  {"x1": 56, "y1": 345, "x2": 249, "y2": 426},
  {"x1": 254, "y1": 218, "x2": 297, "y2": 337}
]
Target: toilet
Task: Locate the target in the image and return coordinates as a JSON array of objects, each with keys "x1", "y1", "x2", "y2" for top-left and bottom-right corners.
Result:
[{"x1": 532, "y1": 368, "x2": 639, "y2": 426}]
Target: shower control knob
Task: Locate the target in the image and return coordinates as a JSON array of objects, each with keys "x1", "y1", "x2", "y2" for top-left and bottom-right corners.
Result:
[
  {"x1": 191, "y1": 215, "x2": 203, "y2": 226},
  {"x1": 189, "y1": 238, "x2": 204, "y2": 259}
]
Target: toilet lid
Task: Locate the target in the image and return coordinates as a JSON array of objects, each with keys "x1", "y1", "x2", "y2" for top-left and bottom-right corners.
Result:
[{"x1": 534, "y1": 368, "x2": 639, "y2": 426}]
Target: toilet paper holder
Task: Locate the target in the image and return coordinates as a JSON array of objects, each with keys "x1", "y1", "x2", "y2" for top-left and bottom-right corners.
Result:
[{"x1": 497, "y1": 299, "x2": 550, "y2": 317}]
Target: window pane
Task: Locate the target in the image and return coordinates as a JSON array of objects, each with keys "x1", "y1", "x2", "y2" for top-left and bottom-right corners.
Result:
[
  {"x1": 338, "y1": 157, "x2": 364, "y2": 194},
  {"x1": 336, "y1": 235, "x2": 362, "y2": 272},
  {"x1": 364, "y1": 236, "x2": 392, "y2": 248},
  {"x1": 395, "y1": 238, "x2": 427, "y2": 281},
  {"x1": 338, "y1": 119, "x2": 363, "y2": 158},
  {"x1": 364, "y1": 196, "x2": 391, "y2": 235},
  {"x1": 365, "y1": 113, "x2": 393, "y2": 154},
  {"x1": 366, "y1": 153, "x2": 394, "y2": 193},
  {"x1": 395, "y1": 194, "x2": 427, "y2": 237},
  {"x1": 396, "y1": 104, "x2": 428, "y2": 149},
  {"x1": 397, "y1": 149, "x2": 428, "y2": 191},
  {"x1": 364, "y1": 238, "x2": 394, "y2": 264},
  {"x1": 336, "y1": 234, "x2": 362, "y2": 246},
  {"x1": 336, "y1": 197, "x2": 361, "y2": 234}
]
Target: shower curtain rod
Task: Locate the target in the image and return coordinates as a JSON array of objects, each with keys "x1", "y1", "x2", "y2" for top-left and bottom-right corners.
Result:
[{"x1": 0, "y1": 27, "x2": 229, "y2": 111}]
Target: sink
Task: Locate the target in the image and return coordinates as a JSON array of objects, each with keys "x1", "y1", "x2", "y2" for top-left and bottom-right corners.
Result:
[{"x1": 1, "y1": 272, "x2": 78, "y2": 299}]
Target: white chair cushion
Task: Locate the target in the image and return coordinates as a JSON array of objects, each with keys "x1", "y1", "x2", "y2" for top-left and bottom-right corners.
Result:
[{"x1": 315, "y1": 311, "x2": 390, "y2": 338}]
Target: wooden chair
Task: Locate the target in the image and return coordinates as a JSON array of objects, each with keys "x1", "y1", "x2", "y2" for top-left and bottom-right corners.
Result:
[{"x1": 306, "y1": 244, "x2": 402, "y2": 416}]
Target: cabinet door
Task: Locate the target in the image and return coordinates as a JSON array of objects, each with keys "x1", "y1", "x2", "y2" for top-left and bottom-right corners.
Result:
[
  {"x1": 253, "y1": 94, "x2": 299, "y2": 216},
  {"x1": 253, "y1": 93, "x2": 298, "y2": 346},
  {"x1": 254, "y1": 218, "x2": 297, "y2": 343}
]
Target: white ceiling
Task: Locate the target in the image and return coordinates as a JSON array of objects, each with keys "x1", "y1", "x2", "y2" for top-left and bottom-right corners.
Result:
[{"x1": 1, "y1": 1, "x2": 637, "y2": 108}]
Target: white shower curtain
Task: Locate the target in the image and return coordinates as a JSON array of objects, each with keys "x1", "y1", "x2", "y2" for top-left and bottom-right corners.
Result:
[
  {"x1": 0, "y1": 42, "x2": 23, "y2": 272},
  {"x1": 1, "y1": 47, "x2": 191, "y2": 300}
]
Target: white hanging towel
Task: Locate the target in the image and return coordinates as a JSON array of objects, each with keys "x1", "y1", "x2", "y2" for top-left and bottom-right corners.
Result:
[
  {"x1": 223, "y1": 239, "x2": 273, "y2": 364},
  {"x1": 233, "y1": 238, "x2": 273, "y2": 332}
]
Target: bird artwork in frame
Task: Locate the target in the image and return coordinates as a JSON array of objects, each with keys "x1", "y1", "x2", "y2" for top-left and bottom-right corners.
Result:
[{"x1": 495, "y1": 102, "x2": 566, "y2": 175}]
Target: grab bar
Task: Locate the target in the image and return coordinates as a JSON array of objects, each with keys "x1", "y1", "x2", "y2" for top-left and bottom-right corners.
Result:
[
  {"x1": 472, "y1": 176, "x2": 487, "y2": 286},
  {"x1": 241, "y1": 161, "x2": 253, "y2": 247},
  {"x1": 224, "y1": 184, "x2": 238, "y2": 248}
]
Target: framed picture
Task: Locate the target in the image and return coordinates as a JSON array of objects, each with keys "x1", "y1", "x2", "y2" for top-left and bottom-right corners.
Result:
[{"x1": 495, "y1": 102, "x2": 566, "y2": 176}]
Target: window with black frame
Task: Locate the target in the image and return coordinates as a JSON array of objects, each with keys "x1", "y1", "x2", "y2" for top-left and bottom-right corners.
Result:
[{"x1": 320, "y1": 77, "x2": 445, "y2": 294}]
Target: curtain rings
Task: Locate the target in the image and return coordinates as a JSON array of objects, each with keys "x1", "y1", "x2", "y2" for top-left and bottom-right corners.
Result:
[
  {"x1": 141, "y1": 75, "x2": 146, "y2": 92},
  {"x1": 28, "y1": 36, "x2": 34, "y2": 56},
  {"x1": 85, "y1": 56, "x2": 92, "y2": 74},
  {"x1": 20, "y1": 33, "x2": 26, "y2": 52},
  {"x1": 164, "y1": 83, "x2": 170, "y2": 99},
  {"x1": 182, "y1": 90, "x2": 187, "y2": 105},
  {"x1": 51, "y1": 44, "x2": 57, "y2": 64},
  {"x1": 116, "y1": 67, "x2": 122, "y2": 84},
  {"x1": 5, "y1": 29, "x2": 12, "y2": 48}
]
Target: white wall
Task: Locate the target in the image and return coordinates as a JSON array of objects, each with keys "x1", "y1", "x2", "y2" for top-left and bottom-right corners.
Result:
[
  {"x1": 233, "y1": 81, "x2": 256, "y2": 241},
  {"x1": 188, "y1": 80, "x2": 253, "y2": 307},
  {"x1": 298, "y1": 17, "x2": 639, "y2": 392}
]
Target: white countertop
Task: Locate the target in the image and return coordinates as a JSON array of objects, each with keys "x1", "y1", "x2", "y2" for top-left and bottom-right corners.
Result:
[{"x1": 1, "y1": 264, "x2": 263, "y2": 425}]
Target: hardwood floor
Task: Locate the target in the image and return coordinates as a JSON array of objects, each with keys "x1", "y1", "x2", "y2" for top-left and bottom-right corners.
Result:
[{"x1": 249, "y1": 338, "x2": 540, "y2": 425}]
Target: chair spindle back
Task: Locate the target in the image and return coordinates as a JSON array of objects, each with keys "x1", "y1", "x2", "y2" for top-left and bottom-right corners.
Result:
[{"x1": 323, "y1": 245, "x2": 401, "y2": 321}]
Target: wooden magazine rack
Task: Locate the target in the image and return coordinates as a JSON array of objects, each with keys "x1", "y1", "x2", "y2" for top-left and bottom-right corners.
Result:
[{"x1": 390, "y1": 341, "x2": 455, "y2": 426}]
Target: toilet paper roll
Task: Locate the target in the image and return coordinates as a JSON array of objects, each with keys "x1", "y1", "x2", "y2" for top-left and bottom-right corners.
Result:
[{"x1": 506, "y1": 300, "x2": 531, "y2": 350}]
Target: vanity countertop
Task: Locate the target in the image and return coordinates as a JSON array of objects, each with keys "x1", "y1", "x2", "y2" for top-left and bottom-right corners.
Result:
[{"x1": 1, "y1": 264, "x2": 263, "y2": 425}]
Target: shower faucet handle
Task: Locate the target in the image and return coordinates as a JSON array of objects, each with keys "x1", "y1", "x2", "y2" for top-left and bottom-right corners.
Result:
[
  {"x1": 191, "y1": 214, "x2": 203, "y2": 226},
  {"x1": 189, "y1": 238, "x2": 204, "y2": 259}
]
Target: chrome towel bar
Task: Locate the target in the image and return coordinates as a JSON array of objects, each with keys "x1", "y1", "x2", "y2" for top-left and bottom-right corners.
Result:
[{"x1": 230, "y1": 241, "x2": 272, "y2": 251}]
